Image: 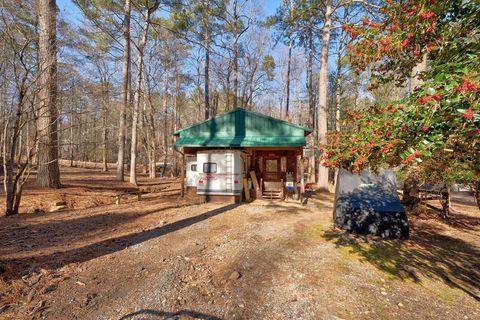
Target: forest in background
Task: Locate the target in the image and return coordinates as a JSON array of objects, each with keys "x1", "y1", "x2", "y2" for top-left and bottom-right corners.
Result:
[
  {"x1": 1, "y1": 0, "x2": 478, "y2": 215},
  {"x1": 1, "y1": 0, "x2": 385, "y2": 214}
]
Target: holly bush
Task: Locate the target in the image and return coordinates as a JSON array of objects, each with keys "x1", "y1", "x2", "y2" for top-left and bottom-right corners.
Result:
[{"x1": 324, "y1": 0, "x2": 479, "y2": 193}]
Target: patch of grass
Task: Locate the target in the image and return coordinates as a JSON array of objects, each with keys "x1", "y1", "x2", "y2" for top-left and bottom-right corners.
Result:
[
  {"x1": 432, "y1": 285, "x2": 457, "y2": 301},
  {"x1": 420, "y1": 279, "x2": 459, "y2": 302},
  {"x1": 356, "y1": 294, "x2": 395, "y2": 320},
  {"x1": 322, "y1": 230, "x2": 410, "y2": 279},
  {"x1": 357, "y1": 243, "x2": 403, "y2": 274},
  {"x1": 306, "y1": 221, "x2": 331, "y2": 240},
  {"x1": 322, "y1": 228, "x2": 480, "y2": 304},
  {"x1": 309, "y1": 222, "x2": 326, "y2": 238}
]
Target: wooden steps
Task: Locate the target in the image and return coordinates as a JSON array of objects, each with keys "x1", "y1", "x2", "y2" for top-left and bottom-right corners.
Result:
[
  {"x1": 262, "y1": 190, "x2": 283, "y2": 199},
  {"x1": 262, "y1": 181, "x2": 284, "y2": 200}
]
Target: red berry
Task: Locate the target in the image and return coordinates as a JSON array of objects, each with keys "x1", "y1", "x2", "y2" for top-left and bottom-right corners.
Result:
[{"x1": 464, "y1": 108, "x2": 474, "y2": 120}]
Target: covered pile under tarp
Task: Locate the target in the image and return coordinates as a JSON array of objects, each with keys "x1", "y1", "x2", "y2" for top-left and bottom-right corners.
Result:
[{"x1": 334, "y1": 169, "x2": 409, "y2": 239}]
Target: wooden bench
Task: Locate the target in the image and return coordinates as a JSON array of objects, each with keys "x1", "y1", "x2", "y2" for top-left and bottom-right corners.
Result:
[
  {"x1": 114, "y1": 190, "x2": 145, "y2": 204},
  {"x1": 114, "y1": 185, "x2": 168, "y2": 204}
]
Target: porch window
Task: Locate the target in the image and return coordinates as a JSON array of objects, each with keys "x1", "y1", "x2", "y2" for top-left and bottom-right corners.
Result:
[{"x1": 266, "y1": 159, "x2": 278, "y2": 172}]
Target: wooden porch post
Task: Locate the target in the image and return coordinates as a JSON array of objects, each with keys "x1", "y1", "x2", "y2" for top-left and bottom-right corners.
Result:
[
  {"x1": 299, "y1": 154, "x2": 305, "y2": 203},
  {"x1": 181, "y1": 151, "x2": 185, "y2": 197}
]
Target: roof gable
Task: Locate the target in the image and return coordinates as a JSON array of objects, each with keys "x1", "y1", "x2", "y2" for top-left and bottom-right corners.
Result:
[{"x1": 174, "y1": 108, "x2": 312, "y2": 148}]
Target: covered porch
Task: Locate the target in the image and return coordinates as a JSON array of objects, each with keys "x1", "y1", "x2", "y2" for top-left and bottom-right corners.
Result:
[{"x1": 248, "y1": 148, "x2": 303, "y2": 199}]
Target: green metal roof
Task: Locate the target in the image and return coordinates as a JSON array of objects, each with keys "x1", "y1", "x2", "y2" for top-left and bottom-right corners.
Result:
[{"x1": 174, "y1": 108, "x2": 312, "y2": 148}]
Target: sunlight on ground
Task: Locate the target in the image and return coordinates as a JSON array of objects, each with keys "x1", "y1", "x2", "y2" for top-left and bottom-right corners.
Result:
[{"x1": 310, "y1": 221, "x2": 479, "y2": 304}]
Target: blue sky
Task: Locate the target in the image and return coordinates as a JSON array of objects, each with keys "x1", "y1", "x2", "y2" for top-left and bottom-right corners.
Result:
[
  {"x1": 57, "y1": 0, "x2": 282, "y2": 24},
  {"x1": 56, "y1": 0, "x2": 316, "y2": 103},
  {"x1": 56, "y1": 0, "x2": 288, "y2": 77},
  {"x1": 56, "y1": 0, "x2": 342, "y2": 112}
]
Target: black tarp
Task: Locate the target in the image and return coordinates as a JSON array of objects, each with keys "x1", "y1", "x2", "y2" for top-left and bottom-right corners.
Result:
[{"x1": 334, "y1": 169, "x2": 409, "y2": 239}]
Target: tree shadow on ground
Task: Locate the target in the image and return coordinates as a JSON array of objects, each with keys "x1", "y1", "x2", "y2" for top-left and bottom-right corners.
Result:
[
  {"x1": 450, "y1": 192, "x2": 478, "y2": 207},
  {"x1": 0, "y1": 204, "x2": 182, "y2": 252},
  {"x1": 411, "y1": 203, "x2": 480, "y2": 233},
  {"x1": 2, "y1": 204, "x2": 240, "y2": 281},
  {"x1": 322, "y1": 223, "x2": 480, "y2": 301},
  {"x1": 303, "y1": 191, "x2": 335, "y2": 207},
  {"x1": 426, "y1": 212, "x2": 479, "y2": 232},
  {"x1": 138, "y1": 180, "x2": 177, "y2": 187},
  {"x1": 119, "y1": 309, "x2": 222, "y2": 320},
  {"x1": 262, "y1": 203, "x2": 305, "y2": 215}
]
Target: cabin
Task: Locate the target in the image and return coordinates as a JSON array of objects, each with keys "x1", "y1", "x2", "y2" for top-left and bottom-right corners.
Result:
[{"x1": 173, "y1": 108, "x2": 313, "y2": 202}]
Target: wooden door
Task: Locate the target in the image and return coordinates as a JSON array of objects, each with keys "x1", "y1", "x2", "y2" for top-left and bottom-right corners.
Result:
[{"x1": 263, "y1": 157, "x2": 281, "y2": 182}]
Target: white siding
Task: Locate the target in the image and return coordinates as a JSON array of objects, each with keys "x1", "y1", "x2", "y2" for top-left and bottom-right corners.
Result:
[{"x1": 196, "y1": 150, "x2": 245, "y2": 195}]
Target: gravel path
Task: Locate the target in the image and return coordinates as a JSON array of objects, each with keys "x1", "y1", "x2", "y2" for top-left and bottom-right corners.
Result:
[{"x1": 2, "y1": 192, "x2": 479, "y2": 319}]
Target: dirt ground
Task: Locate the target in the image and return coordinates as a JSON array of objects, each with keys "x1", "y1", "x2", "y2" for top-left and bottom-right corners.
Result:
[{"x1": 0, "y1": 167, "x2": 479, "y2": 320}]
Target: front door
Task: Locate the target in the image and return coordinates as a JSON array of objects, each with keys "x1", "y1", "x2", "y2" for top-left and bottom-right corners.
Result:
[{"x1": 263, "y1": 157, "x2": 281, "y2": 182}]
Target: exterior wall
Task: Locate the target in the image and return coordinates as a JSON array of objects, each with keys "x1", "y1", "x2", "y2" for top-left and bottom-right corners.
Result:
[
  {"x1": 186, "y1": 156, "x2": 197, "y2": 187},
  {"x1": 196, "y1": 150, "x2": 245, "y2": 196}
]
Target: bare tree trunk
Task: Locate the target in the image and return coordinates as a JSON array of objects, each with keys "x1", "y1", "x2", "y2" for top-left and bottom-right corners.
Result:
[
  {"x1": 3, "y1": 66, "x2": 33, "y2": 215},
  {"x1": 474, "y1": 181, "x2": 480, "y2": 211},
  {"x1": 307, "y1": 26, "x2": 314, "y2": 129},
  {"x1": 162, "y1": 67, "x2": 169, "y2": 176},
  {"x1": 36, "y1": 0, "x2": 60, "y2": 188},
  {"x1": 317, "y1": 0, "x2": 332, "y2": 191},
  {"x1": 26, "y1": 114, "x2": 30, "y2": 162},
  {"x1": 16, "y1": 128, "x2": 22, "y2": 163},
  {"x1": 246, "y1": 61, "x2": 258, "y2": 110},
  {"x1": 195, "y1": 55, "x2": 202, "y2": 119},
  {"x1": 247, "y1": 83, "x2": 254, "y2": 110},
  {"x1": 173, "y1": 70, "x2": 180, "y2": 132},
  {"x1": 285, "y1": 31, "x2": 293, "y2": 120},
  {"x1": 402, "y1": 173, "x2": 420, "y2": 207},
  {"x1": 335, "y1": 34, "x2": 343, "y2": 132},
  {"x1": 92, "y1": 110, "x2": 97, "y2": 163},
  {"x1": 204, "y1": 27, "x2": 210, "y2": 120},
  {"x1": 241, "y1": 85, "x2": 247, "y2": 109},
  {"x1": 306, "y1": 27, "x2": 316, "y2": 183},
  {"x1": 144, "y1": 85, "x2": 156, "y2": 179},
  {"x1": 69, "y1": 111, "x2": 74, "y2": 166},
  {"x1": 402, "y1": 54, "x2": 428, "y2": 201},
  {"x1": 4, "y1": 112, "x2": 19, "y2": 215},
  {"x1": 226, "y1": 62, "x2": 231, "y2": 111},
  {"x1": 116, "y1": 0, "x2": 131, "y2": 181},
  {"x1": 308, "y1": 135, "x2": 315, "y2": 184},
  {"x1": 102, "y1": 81, "x2": 108, "y2": 171},
  {"x1": 233, "y1": 0, "x2": 238, "y2": 109},
  {"x1": 150, "y1": 141, "x2": 156, "y2": 178},
  {"x1": 143, "y1": 106, "x2": 151, "y2": 177},
  {"x1": 173, "y1": 69, "x2": 180, "y2": 176},
  {"x1": 212, "y1": 91, "x2": 219, "y2": 116},
  {"x1": 0, "y1": 51, "x2": 6, "y2": 150},
  {"x1": 410, "y1": 54, "x2": 428, "y2": 93},
  {"x1": 130, "y1": 4, "x2": 154, "y2": 185},
  {"x1": 302, "y1": 25, "x2": 316, "y2": 183}
]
